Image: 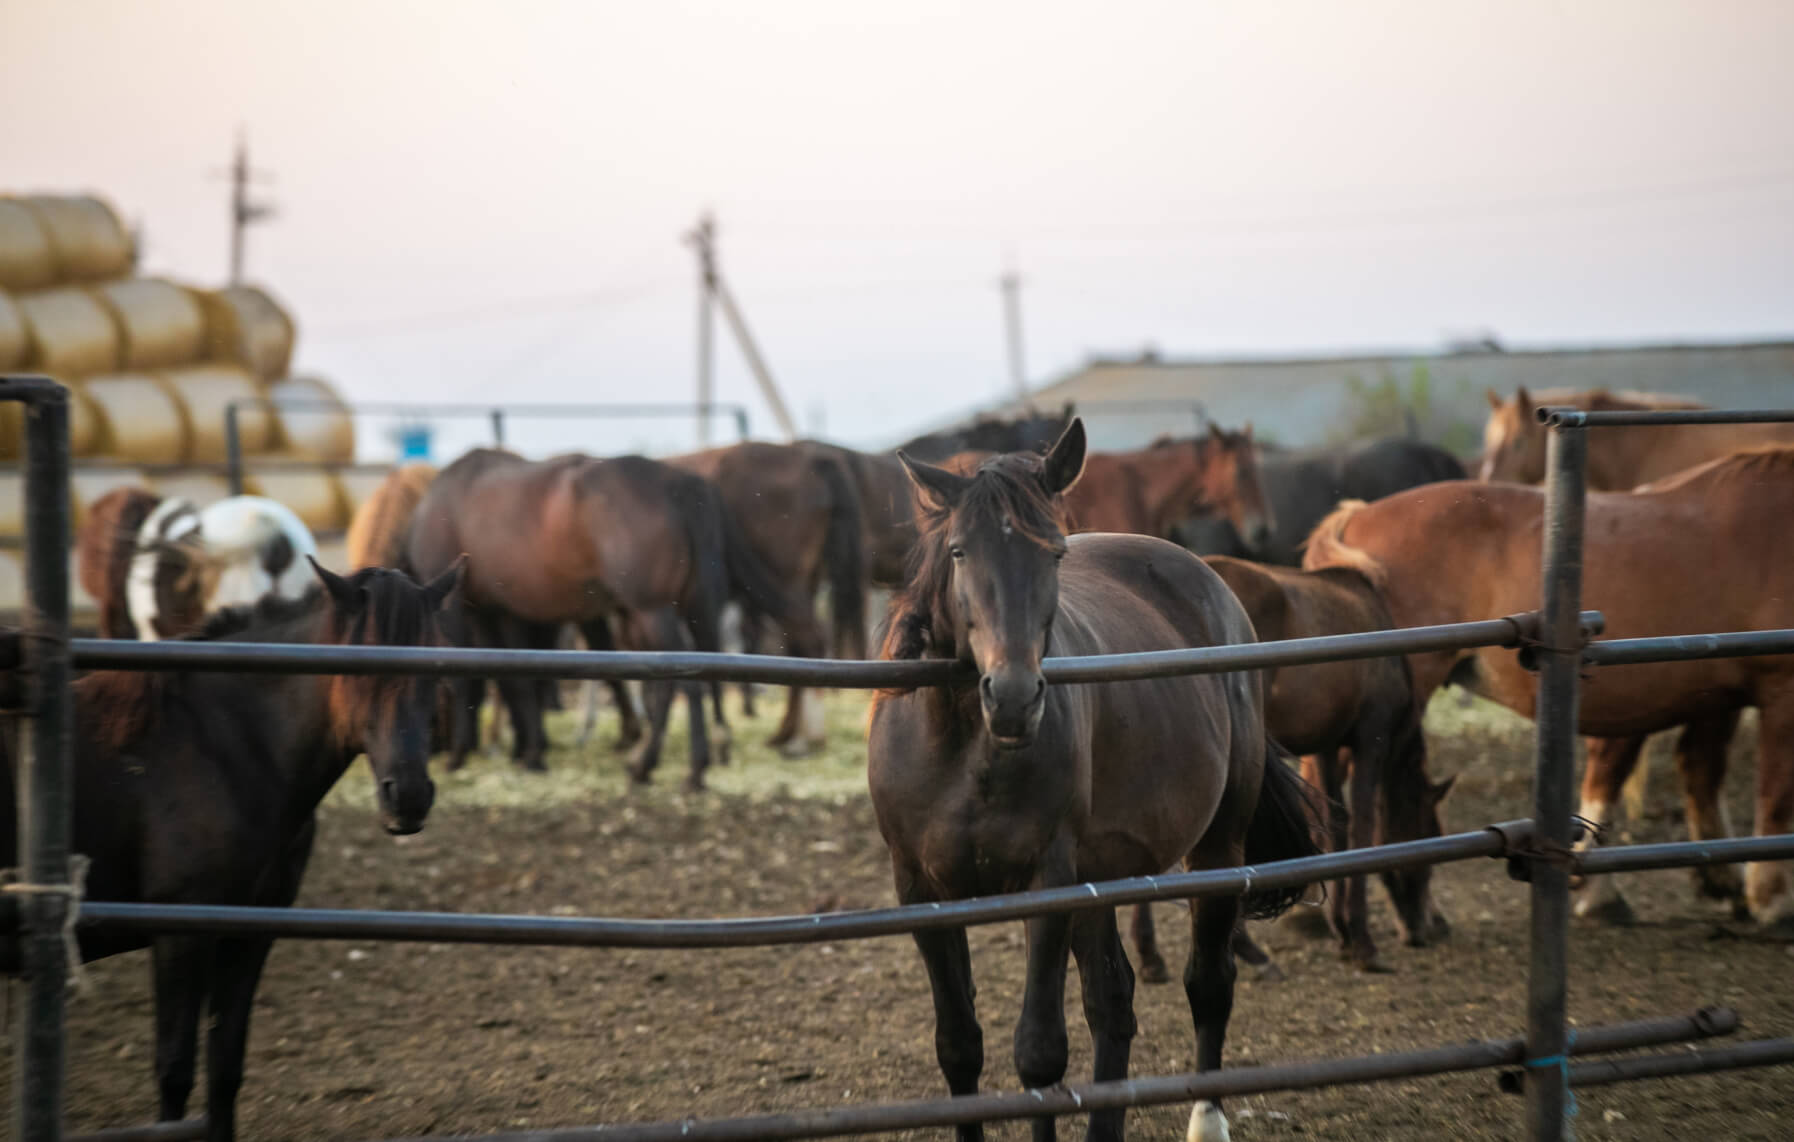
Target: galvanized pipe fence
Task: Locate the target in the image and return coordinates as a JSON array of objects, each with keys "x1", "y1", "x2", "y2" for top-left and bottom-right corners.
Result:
[{"x1": 7, "y1": 372, "x2": 1794, "y2": 1141}]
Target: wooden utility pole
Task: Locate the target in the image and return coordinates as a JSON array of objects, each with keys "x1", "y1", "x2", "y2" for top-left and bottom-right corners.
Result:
[
  {"x1": 999, "y1": 254, "x2": 1028, "y2": 397},
  {"x1": 218, "y1": 129, "x2": 275, "y2": 285},
  {"x1": 685, "y1": 213, "x2": 798, "y2": 443}
]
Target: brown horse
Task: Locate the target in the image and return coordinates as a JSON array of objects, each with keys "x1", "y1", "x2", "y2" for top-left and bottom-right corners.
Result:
[
  {"x1": 1479, "y1": 386, "x2": 1794, "y2": 488},
  {"x1": 1063, "y1": 425, "x2": 1273, "y2": 545},
  {"x1": 346, "y1": 461, "x2": 437, "y2": 570},
  {"x1": 1, "y1": 560, "x2": 463, "y2": 1142},
  {"x1": 1304, "y1": 449, "x2": 1794, "y2": 925},
  {"x1": 407, "y1": 448, "x2": 813, "y2": 785},
  {"x1": 802, "y1": 440, "x2": 916, "y2": 588},
  {"x1": 77, "y1": 485, "x2": 165, "y2": 638},
  {"x1": 869, "y1": 421, "x2": 1321, "y2": 1142},
  {"x1": 668, "y1": 441, "x2": 863, "y2": 753},
  {"x1": 1132, "y1": 558, "x2": 1451, "y2": 977}
]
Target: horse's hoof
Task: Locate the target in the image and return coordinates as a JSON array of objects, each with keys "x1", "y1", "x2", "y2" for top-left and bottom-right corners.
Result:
[
  {"x1": 1280, "y1": 907, "x2": 1333, "y2": 940},
  {"x1": 517, "y1": 758, "x2": 547, "y2": 774},
  {"x1": 683, "y1": 777, "x2": 707, "y2": 794},
  {"x1": 1137, "y1": 956, "x2": 1171, "y2": 985},
  {"x1": 1187, "y1": 1100, "x2": 1229, "y2": 1142},
  {"x1": 1575, "y1": 892, "x2": 1637, "y2": 927},
  {"x1": 1692, "y1": 865, "x2": 1744, "y2": 902},
  {"x1": 778, "y1": 739, "x2": 817, "y2": 760},
  {"x1": 445, "y1": 755, "x2": 468, "y2": 773},
  {"x1": 1252, "y1": 959, "x2": 1286, "y2": 983},
  {"x1": 1354, "y1": 953, "x2": 1396, "y2": 975},
  {"x1": 1427, "y1": 910, "x2": 1453, "y2": 943}
]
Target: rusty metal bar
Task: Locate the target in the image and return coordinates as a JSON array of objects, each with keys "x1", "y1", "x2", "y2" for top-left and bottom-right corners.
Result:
[
  {"x1": 1583, "y1": 629, "x2": 1794, "y2": 667},
  {"x1": 1539, "y1": 406, "x2": 1794, "y2": 428},
  {"x1": 361, "y1": 1007, "x2": 1736, "y2": 1142},
  {"x1": 4, "y1": 375, "x2": 75, "y2": 1142},
  {"x1": 77, "y1": 821, "x2": 1531, "y2": 947},
  {"x1": 1526, "y1": 419, "x2": 1587, "y2": 1142},
  {"x1": 69, "y1": 612, "x2": 1593, "y2": 687}
]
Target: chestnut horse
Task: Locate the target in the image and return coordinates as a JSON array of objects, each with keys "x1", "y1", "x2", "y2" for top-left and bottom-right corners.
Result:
[
  {"x1": 668, "y1": 441, "x2": 863, "y2": 753},
  {"x1": 1304, "y1": 449, "x2": 1794, "y2": 926},
  {"x1": 1, "y1": 560, "x2": 463, "y2": 1142},
  {"x1": 408, "y1": 449, "x2": 815, "y2": 785},
  {"x1": 1063, "y1": 424, "x2": 1274, "y2": 548},
  {"x1": 1132, "y1": 558, "x2": 1450, "y2": 976},
  {"x1": 869, "y1": 421, "x2": 1321, "y2": 1142},
  {"x1": 346, "y1": 462, "x2": 437, "y2": 570},
  {"x1": 1478, "y1": 386, "x2": 1794, "y2": 489},
  {"x1": 77, "y1": 486, "x2": 164, "y2": 638}
]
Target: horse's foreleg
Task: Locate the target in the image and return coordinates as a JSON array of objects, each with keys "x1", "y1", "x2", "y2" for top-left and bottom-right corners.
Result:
[
  {"x1": 152, "y1": 935, "x2": 214, "y2": 1122},
  {"x1": 1130, "y1": 901, "x2": 1170, "y2": 984},
  {"x1": 1747, "y1": 689, "x2": 1794, "y2": 927},
  {"x1": 1343, "y1": 755, "x2": 1391, "y2": 972},
  {"x1": 1573, "y1": 735, "x2": 1646, "y2": 925},
  {"x1": 627, "y1": 678, "x2": 675, "y2": 784},
  {"x1": 1184, "y1": 892, "x2": 1240, "y2": 1142},
  {"x1": 1014, "y1": 841, "x2": 1076, "y2": 1142},
  {"x1": 681, "y1": 680, "x2": 711, "y2": 793},
  {"x1": 900, "y1": 865, "x2": 984, "y2": 1142},
  {"x1": 1315, "y1": 750, "x2": 1352, "y2": 951},
  {"x1": 1675, "y1": 712, "x2": 1743, "y2": 908},
  {"x1": 1071, "y1": 908, "x2": 1137, "y2": 1142}
]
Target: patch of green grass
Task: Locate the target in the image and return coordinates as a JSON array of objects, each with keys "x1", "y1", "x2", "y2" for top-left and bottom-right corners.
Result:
[{"x1": 322, "y1": 687, "x2": 877, "y2": 817}]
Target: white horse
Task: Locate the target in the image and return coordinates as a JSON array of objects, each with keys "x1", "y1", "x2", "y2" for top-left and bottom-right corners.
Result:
[{"x1": 127, "y1": 494, "x2": 320, "y2": 641}]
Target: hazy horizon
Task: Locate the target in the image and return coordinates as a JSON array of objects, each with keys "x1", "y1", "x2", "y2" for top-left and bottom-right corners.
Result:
[{"x1": 6, "y1": 0, "x2": 1791, "y2": 457}]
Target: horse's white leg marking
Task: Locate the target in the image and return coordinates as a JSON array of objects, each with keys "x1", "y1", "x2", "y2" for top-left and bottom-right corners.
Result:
[
  {"x1": 1187, "y1": 1100, "x2": 1229, "y2": 1142},
  {"x1": 801, "y1": 687, "x2": 828, "y2": 746},
  {"x1": 1571, "y1": 796, "x2": 1632, "y2": 919},
  {"x1": 1746, "y1": 861, "x2": 1793, "y2": 925}
]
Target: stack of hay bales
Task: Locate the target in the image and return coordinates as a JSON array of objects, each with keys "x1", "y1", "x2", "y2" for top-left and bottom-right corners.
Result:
[{"x1": 0, "y1": 192, "x2": 375, "y2": 616}]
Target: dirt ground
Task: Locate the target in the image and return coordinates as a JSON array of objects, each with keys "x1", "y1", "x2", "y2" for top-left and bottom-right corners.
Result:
[{"x1": 6, "y1": 688, "x2": 1793, "y2": 1141}]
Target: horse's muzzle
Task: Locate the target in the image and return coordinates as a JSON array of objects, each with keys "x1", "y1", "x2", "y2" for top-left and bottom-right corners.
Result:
[
  {"x1": 378, "y1": 776, "x2": 436, "y2": 836},
  {"x1": 981, "y1": 668, "x2": 1045, "y2": 748}
]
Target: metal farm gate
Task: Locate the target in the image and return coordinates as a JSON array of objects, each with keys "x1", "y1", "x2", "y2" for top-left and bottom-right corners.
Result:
[{"x1": 7, "y1": 373, "x2": 1794, "y2": 1142}]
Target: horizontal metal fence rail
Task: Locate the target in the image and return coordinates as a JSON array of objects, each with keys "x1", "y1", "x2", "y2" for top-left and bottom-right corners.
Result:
[
  {"x1": 1498, "y1": 1036, "x2": 1794, "y2": 1095},
  {"x1": 70, "y1": 612, "x2": 1594, "y2": 685},
  {"x1": 1582, "y1": 629, "x2": 1794, "y2": 667},
  {"x1": 1540, "y1": 407, "x2": 1794, "y2": 428},
  {"x1": 365, "y1": 1008, "x2": 1737, "y2": 1142},
  {"x1": 1576, "y1": 833, "x2": 1794, "y2": 876},
  {"x1": 77, "y1": 822, "x2": 1530, "y2": 946}
]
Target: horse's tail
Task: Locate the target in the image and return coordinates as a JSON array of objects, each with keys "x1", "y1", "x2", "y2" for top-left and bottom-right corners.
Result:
[
  {"x1": 811, "y1": 452, "x2": 867, "y2": 659},
  {"x1": 1299, "y1": 499, "x2": 1384, "y2": 586},
  {"x1": 1241, "y1": 738, "x2": 1327, "y2": 919}
]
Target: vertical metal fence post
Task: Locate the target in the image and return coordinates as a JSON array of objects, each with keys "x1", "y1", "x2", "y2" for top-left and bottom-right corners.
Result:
[
  {"x1": 732, "y1": 408, "x2": 750, "y2": 442},
  {"x1": 224, "y1": 402, "x2": 245, "y2": 496},
  {"x1": 490, "y1": 408, "x2": 506, "y2": 447},
  {"x1": 9, "y1": 377, "x2": 74, "y2": 1142},
  {"x1": 1526, "y1": 422, "x2": 1587, "y2": 1141}
]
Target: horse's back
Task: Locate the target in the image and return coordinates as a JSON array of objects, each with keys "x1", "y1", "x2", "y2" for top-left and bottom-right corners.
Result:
[{"x1": 347, "y1": 462, "x2": 435, "y2": 570}]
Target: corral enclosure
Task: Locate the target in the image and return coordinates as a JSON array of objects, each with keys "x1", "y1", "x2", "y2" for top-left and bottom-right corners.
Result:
[{"x1": 6, "y1": 691, "x2": 1788, "y2": 1141}]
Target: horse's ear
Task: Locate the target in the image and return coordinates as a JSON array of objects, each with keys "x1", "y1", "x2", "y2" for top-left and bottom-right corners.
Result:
[
  {"x1": 897, "y1": 451, "x2": 973, "y2": 513},
  {"x1": 422, "y1": 555, "x2": 467, "y2": 611},
  {"x1": 1513, "y1": 386, "x2": 1532, "y2": 412},
  {"x1": 1485, "y1": 387, "x2": 1503, "y2": 411},
  {"x1": 308, "y1": 556, "x2": 363, "y2": 611},
  {"x1": 1242, "y1": 421, "x2": 1254, "y2": 442},
  {"x1": 1041, "y1": 417, "x2": 1087, "y2": 496},
  {"x1": 1428, "y1": 774, "x2": 1458, "y2": 804}
]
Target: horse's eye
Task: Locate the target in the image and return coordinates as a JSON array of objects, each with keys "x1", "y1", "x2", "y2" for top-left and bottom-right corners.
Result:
[
  {"x1": 949, "y1": 546, "x2": 965, "y2": 561},
  {"x1": 1053, "y1": 548, "x2": 1067, "y2": 562}
]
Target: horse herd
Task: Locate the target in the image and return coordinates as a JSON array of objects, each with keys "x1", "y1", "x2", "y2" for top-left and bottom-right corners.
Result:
[{"x1": 5, "y1": 386, "x2": 1794, "y2": 1142}]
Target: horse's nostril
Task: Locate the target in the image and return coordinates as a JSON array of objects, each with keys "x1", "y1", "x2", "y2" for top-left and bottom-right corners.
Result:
[
  {"x1": 980, "y1": 675, "x2": 994, "y2": 699},
  {"x1": 1033, "y1": 678, "x2": 1045, "y2": 700},
  {"x1": 380, "y1": 778, "x2": 398, "y2": 801}
]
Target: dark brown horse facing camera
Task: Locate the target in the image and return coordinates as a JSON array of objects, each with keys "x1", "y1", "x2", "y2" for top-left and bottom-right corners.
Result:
[
  {"x1": 0, "y1": 560, "x2": 464, "y2": 1142},
  {"x1": 868, "y1": 419, "x2": 1321, "y2": 1142}
]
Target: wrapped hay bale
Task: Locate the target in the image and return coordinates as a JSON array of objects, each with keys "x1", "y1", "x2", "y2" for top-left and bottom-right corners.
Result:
[
  {"x1": 268, "y1": 376, "x2": 354, "y2": 461},
  {"x1": 82, "y1": 373, "x2": 191, "y2": 464},
  {"x1": 0, "y1": 289, "x2": 27, "y2": 369},
  {"x1": 148, "y1": 471, "x2": 233, "y2": 509},
  {"x1": 70, "y1": 467, "x2": 151, "y2": 534},
  {"x1": 0, "y1": 199, "x2": 57, "y2": 291},
  {"x1": 246, "y1": 461, "x2": 349, "y2": 533},
  {"x1": 200, "y1": 285, "x2": 294, "y2": 381},
  {"x1": 20, "y1": 195, "x2": 133, "y2": 283},
  {"x1": 2, "y1": 381, "x2": 102, "y2": 461},
  {"x1": 17, "y1": 286, "x2": 121, "y2": 377},
  {"x1": 91, "y1": 278, "x2": 206, "y2": 370},
  {"x1": 159, "y1": 363, "x2": 271, "y2": 462}
]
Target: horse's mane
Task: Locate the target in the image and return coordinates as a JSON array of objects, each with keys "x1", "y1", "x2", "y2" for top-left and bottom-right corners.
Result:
[
  {"x1": 879, "y1": 452, "x2": 1067, "y2": 682},
  {"x1": 76, "y1": 567, "x2": 438, "y2": 755},
  {"x1": 1635, "y1": 445, "x2": 1794, "y2": 494},
  {"x1": 1299, "y1": 499, "x2": 1386, "y2": 587},
  {"x1": 347, "y1": 462, "x2": 436, "y2": 571}
]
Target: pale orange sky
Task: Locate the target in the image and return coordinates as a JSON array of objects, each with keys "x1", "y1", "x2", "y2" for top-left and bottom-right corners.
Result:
[{"x1": 5, "y1": 0, "x2": 1791, "y2": 455}]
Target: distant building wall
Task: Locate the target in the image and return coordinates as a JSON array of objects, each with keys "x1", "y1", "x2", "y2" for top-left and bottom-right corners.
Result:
[{"x1": 957, "y1": 340, "x2": 1794, "y2": 452}]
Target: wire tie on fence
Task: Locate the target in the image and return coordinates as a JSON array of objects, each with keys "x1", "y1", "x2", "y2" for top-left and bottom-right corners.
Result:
[
  {"x1": 1, "y1": 853, "x2": 90, "y2": 995},
  {"x1": 1522, "y1": 1029, "x2": 1578, "y2": 1129}
]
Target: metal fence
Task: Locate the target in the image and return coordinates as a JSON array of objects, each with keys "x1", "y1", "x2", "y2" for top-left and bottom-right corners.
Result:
[{"x1": 8, "y1": 372, "x2": 1794, "y2": 1142}]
